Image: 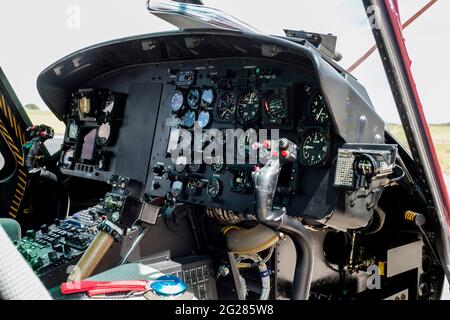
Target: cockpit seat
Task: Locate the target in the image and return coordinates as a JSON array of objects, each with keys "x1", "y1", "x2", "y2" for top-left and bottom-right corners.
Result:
[{"x1": 0, "y1": 218, "x2": 21, "y2": 242}]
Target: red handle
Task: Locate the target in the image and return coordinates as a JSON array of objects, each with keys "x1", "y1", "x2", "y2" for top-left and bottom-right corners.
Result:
[{"x1": 61, "y1": 280, "x2": 148, "y2": 295}]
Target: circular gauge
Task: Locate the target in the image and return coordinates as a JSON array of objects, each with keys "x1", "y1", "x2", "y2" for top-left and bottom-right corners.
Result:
[
  {"x1": 171, "y1": 90, "x2": 184, "y2": 113},
  {"x1": 263, "y1": 93, "x2": 287, "y2": 123},
  {"x1": 354, "y1": 154, "x2": 376, "y2": 178},
  {"x1": 217, "y1": 92, "x2": 236, "y2": 121},
  {"x1": 197, "y1": 111, "x2": 211, "y2": 128},
  {"x1": 237, "y1": 133, "x2": 257, "y2": 159},
  {"x1": 97, "y1": 122, "x2": 111, "y2": 145},
  {"x1": 200, "y1": 88, "x2": 215, "y2": 107},
  {"x1": 62, "y1": 149, "x2": 75, "y2": 168},
  {"x1": 171, "y1": 180, "x2": 184, "y2": 197},
  {"x1": 183, "y1": 110, "x2": 196, "y2": 128},
  {"x1": 187, "y1": 88, "x2": 200, "y2": 109},
  {"x1": 231, "y1": 171, "x2": 249, "y2": 193},
  {"x1": 300, "y1": 129, "x2": 330, "y2": 166},
  {"x1": 78, "y1": 97, "x2": 91, "y2": 115},
  {"x1": 237, "y1": 92, "x2": 260, "y2": 123},
  {"x1": 67, "y1": 122, "x2": 78, "y2": 140},
  {"x1": 211, "y1": 156, "x2": 225, "y2": 173},
  {"x1": 186, "y1": 179, "x2": 202, "y2": 195},
  {"x1": 96, "y1": 154, "x2": 107, "y2": 171},
  {"x1": 103, "y1": 95, "x2": 115, "y2": 114},
  {"x1": 309, "y1": 93, "x2": 330, "y2": 124},
  {"x1": 207, "y1": 178, "x2": 222, "y2": 198},
  {"x1": 174, "y1": 156, "x2": 188, "y2": 172}
]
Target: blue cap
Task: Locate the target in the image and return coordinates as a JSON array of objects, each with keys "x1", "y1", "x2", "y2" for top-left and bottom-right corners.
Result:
[{"x1": 150, "y1": 275, "x2": 187, "y2": 297}]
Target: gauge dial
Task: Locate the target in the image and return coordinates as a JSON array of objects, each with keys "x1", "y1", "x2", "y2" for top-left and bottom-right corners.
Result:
[
  {"x1": 237, "y1": 92, "x2": 259, "y2": 123},
  {"x1": 171, "y1": 90, "x2": 184, "y2": 113},
  {"x1": 354, "y1": 155, "x2": 376, "y2": 178},
  {"x1": 171, "y1": 180, "x2": 184, "y2": 197},
  {"x1": 309, "y1": 93, "x2": 330, "y2": 124},
  {"x1": 263, "y1": 92, "x2": 287, "y2": 124},
  {"x1": 62, "y1": 149, "x2": 75, "y2": 168},
  {"x1": 300, "y1": 129, "x2": 330, "y2": 166},
  {"x1": 200, "y1": 88, "x2": 215, "y2": 107},
  {"x1": 231, "y1": 171, "x2": 249, "y2": 193},
  {"x1": 174, "y1": 156, "x2": 188, "y2": 172},
  {"x1": 237, "y1": 133, "x2": 257, "y2": 159},
  {"x1": 217, "y1": 92, "x2": 236, "y2": 121},
  {"x1": 211, "y1": 155, "x2": 225, "y2": 173},
  {"x1": 183, "y1": 110, "x2": 196, "y2": 128},
  {"x1": 78, "y1": 97, "x2": 91, "y2": 116},
  {"x1": 207, "y1": 178, "x2": 222, "y2": 198},
  {"x1": 67, "y1": 122, "x2": 78, "y2": 140},
  {"x1": 186, "y1": 179, "x2": 203, "y2": 195},
  {"x1": 187, "y1": 179, "x2": 197, "y2": 191},
  {"x1": 103, "y1": 95, "x2": 115, "y2": 114},
  {"x1": 197, "y1": 111, "x2": 211, "y2": 128},
  {"x1": 97, "y1": 122, "x2": 111, "y2": 145},
  {"x1": 187, "y1": 88, "x2": 200, "y2": 109},
  {"x1": 96, "y1": 154, "x2": 107, "y2": 171}
]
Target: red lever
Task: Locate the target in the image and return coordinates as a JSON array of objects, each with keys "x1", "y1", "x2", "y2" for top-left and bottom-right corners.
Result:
[{"x1": 61, "y1": 280, "x2": 148, "y2": 295}]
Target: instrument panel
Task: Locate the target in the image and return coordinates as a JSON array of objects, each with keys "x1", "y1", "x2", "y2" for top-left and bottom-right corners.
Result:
[
  {"x1": 60, "y1": 89, "x2": 126, "y2": 175},
  {"x1": 59, "y1": 58, "x2": 340, "y2": 221}
]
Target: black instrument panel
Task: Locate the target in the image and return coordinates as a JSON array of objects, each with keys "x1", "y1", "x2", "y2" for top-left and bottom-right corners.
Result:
[
  {"x1": 59, "y1": 58, "x2": 340, "y2": 220},
  {"x1": 60, "y1": 89, "x2": 126, "y2": 176}
]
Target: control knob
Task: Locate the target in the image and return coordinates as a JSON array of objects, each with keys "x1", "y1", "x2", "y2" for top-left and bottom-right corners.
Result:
[{"x1": 40, "y1": 224, "x2": 50, "y2": 234}]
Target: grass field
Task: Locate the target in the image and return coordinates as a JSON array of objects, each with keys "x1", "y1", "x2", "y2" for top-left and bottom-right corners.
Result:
[
  {"x1": 23, "y1": 110, "x2": 450, "y2": 175},
  {"x1": 25, "y1": 110, "x2": 66, "y2": 135},
  {"x1": 387, "y1": 124, "x2": 450, "y2": 175}
]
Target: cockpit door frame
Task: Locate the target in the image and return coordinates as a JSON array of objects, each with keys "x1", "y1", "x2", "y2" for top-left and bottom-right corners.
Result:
[
  {"x1": 362, "y1": 0, "x2": 450, "y2": 281},
  {"x1": 0, "y1": 67, "x2": 32, "y2": 219}
]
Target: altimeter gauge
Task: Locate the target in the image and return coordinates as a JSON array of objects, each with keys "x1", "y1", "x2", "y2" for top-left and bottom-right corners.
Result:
[{"x1": 300, "y1": 129, "x2": 330, "y2": 166}]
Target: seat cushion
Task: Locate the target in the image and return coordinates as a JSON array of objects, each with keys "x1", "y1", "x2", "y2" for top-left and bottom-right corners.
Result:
[{"x1": 0, "y1": 218, "x2": 21, "y2": 242}]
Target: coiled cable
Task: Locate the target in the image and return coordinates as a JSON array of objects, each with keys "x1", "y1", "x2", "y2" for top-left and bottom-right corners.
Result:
[{"x1": 236, "y1": 252, "x2": 271, "y2": 300}]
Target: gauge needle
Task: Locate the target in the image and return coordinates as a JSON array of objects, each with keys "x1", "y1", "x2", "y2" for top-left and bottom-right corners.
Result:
[
  {"x1": 316, "y1": 108, "x2": 323, "y2": 120},
  {"x1": 304, "y1": 146, "x2": 314, "y2": 150}
]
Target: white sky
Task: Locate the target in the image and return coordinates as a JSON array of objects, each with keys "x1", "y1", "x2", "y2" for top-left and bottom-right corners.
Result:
[{"x1": 0, "y1": 0, "x2": 448, "y2": 123}]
